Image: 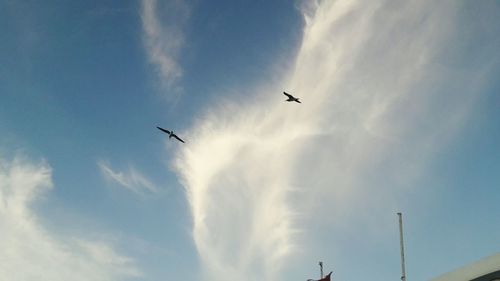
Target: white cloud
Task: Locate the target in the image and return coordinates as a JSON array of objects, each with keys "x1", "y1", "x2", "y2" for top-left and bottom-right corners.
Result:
[
  {"x1": 98, "y1": 160, "x2": 157, "y2": 195},
  {"x1": 0, "y1": 154, "x2": 141, "y2": 281},
  {"x1": 173, "y1": 1, "x2": 497, "y2": 281},
  {"x1": 140, "y1": 0, "x2": 189, "y2": 91}
]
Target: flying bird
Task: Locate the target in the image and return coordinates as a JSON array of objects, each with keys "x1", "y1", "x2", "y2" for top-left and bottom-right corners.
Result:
[
  {"x1": 283, "y1": 92, "x2": 301, "y2": 103},
  {"x1": 157, "y1": 126, "x2": 185, "y2": 143}
]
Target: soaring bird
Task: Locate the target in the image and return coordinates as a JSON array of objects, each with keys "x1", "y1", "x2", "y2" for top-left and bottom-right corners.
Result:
[
  {"x1": 283, "y1": 92, "x2": 301, "y2": 103},
  {"x1": 157, "y1": 126, "x2": 185, "y2": 143}
]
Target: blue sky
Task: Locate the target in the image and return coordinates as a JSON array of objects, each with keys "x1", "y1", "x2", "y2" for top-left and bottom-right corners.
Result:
[{"x1": 0, "y1": 1, "x2": 499, "y2": 281}]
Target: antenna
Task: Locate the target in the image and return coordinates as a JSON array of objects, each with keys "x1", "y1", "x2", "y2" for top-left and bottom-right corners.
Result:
[
  {"x1": 397, "y1": 212, "x2": 406, "y2": 281},
  {"x1": 319, "y1": 261, "x2": 323, "y2": 279}
]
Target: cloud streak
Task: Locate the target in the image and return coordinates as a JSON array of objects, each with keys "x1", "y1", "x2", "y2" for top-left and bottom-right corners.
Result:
[
  {"x1": 140, "y1": 0, "x2": 189, "y2": 90},
  {"x1": 174, "y1": 1, "x2": 498, "y2": 280},
  {"x1": 0, "y1": 155, "x2": 140, "y2": 281},
  {"x1": 98, "y1": 160, "x2": 158, "y2": 195}
]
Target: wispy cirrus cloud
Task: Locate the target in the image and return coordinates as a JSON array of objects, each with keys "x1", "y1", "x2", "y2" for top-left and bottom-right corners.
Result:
[
  {"x1": 140, "y1": 0, "x2": 189, "y2": 91},
  {"x1": 173, "y1": 1, "x2": 498, "y2": 281},
  {"x1": 0, "y1": 154, "x2": 140, "y2": 281},
  {"x1": 98, "y1": 160, "x2": 158, "y2": 195}
]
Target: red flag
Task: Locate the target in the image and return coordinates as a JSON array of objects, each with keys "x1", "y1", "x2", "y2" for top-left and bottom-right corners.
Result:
[
  {"x1": 308, "y1": 271, "x2": 332, "y2": 281},
  {"x1": 319, "y1": 271, "x2": 332, "y2": 281}
]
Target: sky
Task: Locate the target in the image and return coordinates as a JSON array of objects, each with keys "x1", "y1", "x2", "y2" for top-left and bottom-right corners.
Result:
[{"x1": 0, "y1": 1, "x2": 499, "y2": 281}]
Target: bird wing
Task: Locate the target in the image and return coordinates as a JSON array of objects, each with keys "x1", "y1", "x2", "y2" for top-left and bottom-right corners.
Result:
[
  {"x1": 283, "y1": 92, "x2": 293, "y2": 98},
  {"x1": 173, "y1": 134, "x2": 185, "y2": 143},
  {"x1": 157, "y1": 126, "x2": 171, "y2": 134}
]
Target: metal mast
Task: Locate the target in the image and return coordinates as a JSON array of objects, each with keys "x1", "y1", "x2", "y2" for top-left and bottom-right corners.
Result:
[
  {"x1": 397, "y1": 212, "x2": 406, "y2": 281},
  {"x1": 319, "y1": 261, "x2": 323, "y2": 279}
]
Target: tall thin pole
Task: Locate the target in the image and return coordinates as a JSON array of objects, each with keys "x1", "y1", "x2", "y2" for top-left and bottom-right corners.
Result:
[
  {"x1": 319, "y1": 261, "x2": 323, "y2": 279},
  {"x1": 397, "y1": 212, "x2": 406, "y2": 281}
]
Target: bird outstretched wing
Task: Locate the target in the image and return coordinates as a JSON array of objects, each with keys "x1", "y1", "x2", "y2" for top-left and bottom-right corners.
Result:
[
  {"x1": 283, "y1": 92, "x2": 293, "y2": 98},
  {"x1": 157, "y1": 126, "x2": 171, "y2": 134},
  {"x1": 173, "y1": 134, "x2": 185, "y2": 143}
]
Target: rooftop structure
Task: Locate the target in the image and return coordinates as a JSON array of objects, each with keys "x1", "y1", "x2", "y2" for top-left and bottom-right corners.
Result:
[{"x1": 431, "y1": 253, "x2": 500, "y2": 281}]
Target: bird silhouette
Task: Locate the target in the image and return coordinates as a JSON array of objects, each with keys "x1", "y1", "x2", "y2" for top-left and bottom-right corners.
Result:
[
  {"x1": 283, "y1": 92, "x2": 301, "y2": 103},
  {"x1": 157, "y1": 126, "x2": 185, "y2": 143}
]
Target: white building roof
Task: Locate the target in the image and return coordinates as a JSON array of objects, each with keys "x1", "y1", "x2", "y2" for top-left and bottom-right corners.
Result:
[{"x1": 431, "y1": 253, "x2": 500, "y2": 281}]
